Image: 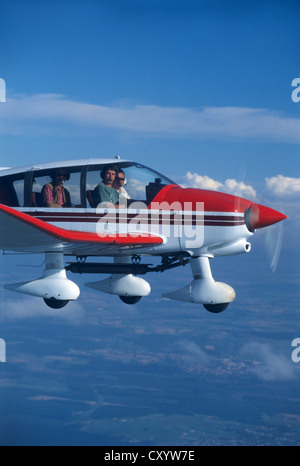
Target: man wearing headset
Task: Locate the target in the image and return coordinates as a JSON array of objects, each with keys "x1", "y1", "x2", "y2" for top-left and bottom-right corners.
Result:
[
  {"x1": 42, "y1": 169, "x2": 72, "y2": 208},
  {"x1": 92, "y1": 164, "x2": 120, "y2": 207}
]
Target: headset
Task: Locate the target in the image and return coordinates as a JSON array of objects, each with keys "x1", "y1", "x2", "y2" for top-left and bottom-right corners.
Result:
[{"x1": 50, "y1": 169, "x2": 71, "y2": 182}]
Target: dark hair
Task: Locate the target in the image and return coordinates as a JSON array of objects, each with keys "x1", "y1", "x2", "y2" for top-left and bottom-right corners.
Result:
[
  {"x1": 100, "y1": 164, "x2": 119, "y2": 180},
  {"x1": 50, "y1": 168, "x2": 70, "y2": 182}
]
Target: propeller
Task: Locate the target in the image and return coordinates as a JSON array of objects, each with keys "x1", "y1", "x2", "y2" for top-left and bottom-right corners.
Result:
[
  {"x1": 243, "y1": 202, "x2": 286, "y2": 273},
  {"x1": 256, "y1": 221, "x2": 284, "y2": 273},
  {"x1": 229, "y1": 166, "x2": 286, "y2": 274},
  {"x1": 232, "y1": 182, "x2": 286, "y2": 273}
]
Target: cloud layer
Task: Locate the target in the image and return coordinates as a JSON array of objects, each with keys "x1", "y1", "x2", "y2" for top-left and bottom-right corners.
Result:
[
  {"x1": 241, "y1": 342, "x2": 296, "y2": 381},
  {"x1": 266, "y1": 175, "x2": 300, "y2": 197},
  {"x1": 1, "y1": 296, "x2": 84, "y2": 324},
  {"x1": 1, "y1": 93, "x2": 300, "y2": 143},
  {"x1": 182, "y1": 172, "x2": 300, "y2": 205},
  {"x1": 183, "y1": 171, "x2": 258, "y2": 200}
]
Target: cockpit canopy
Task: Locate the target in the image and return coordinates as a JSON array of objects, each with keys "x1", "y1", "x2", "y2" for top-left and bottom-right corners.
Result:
[{"x1": 0, "y1": 160, "x2": 176, "y2": 208}]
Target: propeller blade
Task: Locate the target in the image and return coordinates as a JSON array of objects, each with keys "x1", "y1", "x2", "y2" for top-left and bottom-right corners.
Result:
[{"x1": 259, "y1": 222, "x2": 284, "y2": 273}]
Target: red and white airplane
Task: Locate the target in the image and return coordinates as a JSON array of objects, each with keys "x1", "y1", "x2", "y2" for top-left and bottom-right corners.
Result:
[{"x1": 0, "y1": 157, "x2": 287, "y2": 313}]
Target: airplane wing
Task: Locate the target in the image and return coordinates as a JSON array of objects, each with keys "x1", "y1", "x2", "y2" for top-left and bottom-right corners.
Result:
[{"x1": 0, "y1": 204, "x2": 164, "y2": 254}]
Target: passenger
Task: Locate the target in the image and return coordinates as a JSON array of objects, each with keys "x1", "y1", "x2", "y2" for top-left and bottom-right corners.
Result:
[
  {"x1": 42, "y1": 169, "x2": 72, "y2": 208},
  {"x1": 92, "y1": 164, "x2": 119, "y2": 206},
  {"x1": 113, "y1": 169, "x2": 131, "y2": 200}
]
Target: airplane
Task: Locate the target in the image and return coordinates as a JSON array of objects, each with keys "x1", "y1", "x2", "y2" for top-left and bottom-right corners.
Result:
[{"x1": 0, "y1": 157, "x2": 287, "y2": 313}]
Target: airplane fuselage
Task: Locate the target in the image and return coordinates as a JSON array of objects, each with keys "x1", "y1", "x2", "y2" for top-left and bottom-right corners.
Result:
[{"x1": 0, "y1": 158, "x2": 286, "y2": 311}]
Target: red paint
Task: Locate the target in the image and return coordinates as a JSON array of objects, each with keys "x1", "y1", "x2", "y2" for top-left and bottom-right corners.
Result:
[
  {"x1": 0, "y1": 204, "x2": 163, "y2": 245},
  {"x1": 151, "y1": 186, "x2": 253, "y2": 213},
  {"x1": 151, "y1": 186, "x2": 287, "y2": 230},
  {"x1": 246, "y1": 203, "x2": 287, "y2": 230}
]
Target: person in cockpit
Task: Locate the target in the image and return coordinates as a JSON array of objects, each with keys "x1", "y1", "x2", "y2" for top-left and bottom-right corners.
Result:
[
  {"x1": 42, "y1": 169, "x2": 72, "y2": 208},
  {"x1": 92, "y1": 164, "x2": 120, "y2": 207},
  {"x1": 113, "y1": 169, "x2": 131, "y2": 200}
]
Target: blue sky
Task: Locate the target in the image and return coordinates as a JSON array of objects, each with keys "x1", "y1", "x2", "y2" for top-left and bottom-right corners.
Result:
[
  {"x1": 1, "y1": 0, "x2": 299, "y2": 241},
  {"x1": 0, "y1": 0, "x2": 300, "y2": 446},
  {"x1": 0, "y1": 0, "x2": 299, "y2": 182}
]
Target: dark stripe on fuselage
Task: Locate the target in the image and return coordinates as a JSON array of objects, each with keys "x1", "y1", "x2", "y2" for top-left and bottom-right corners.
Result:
[{"x1": 25, "y1": 211, "x2": 245, "y2": 227}]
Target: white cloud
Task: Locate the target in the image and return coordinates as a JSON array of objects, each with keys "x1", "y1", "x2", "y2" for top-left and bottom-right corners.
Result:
[
  {"x1": 1, "y1": 93, "x2": 300, "y2": 143},
  {"x1": 184, "y1": 172, "x2": 223, "y2": 191},
  {"x1": 1, "y1": 296, "x2": 84, "y2": 324},
  {"x1": 222, "y1": 179, "x2": 257, "y2": 200},
  {"x1": 173, "y1": 339, "x2": 210, "y2": 372},
  {"x1": 265, "y1": 175, "x2": 300, "y2": 197},
  {"x1": 183, "y1": 171, "x2": 257, "y2": 200},
  {"x1": 241, "y1": 342, "x2": 296, "y2": 382}
]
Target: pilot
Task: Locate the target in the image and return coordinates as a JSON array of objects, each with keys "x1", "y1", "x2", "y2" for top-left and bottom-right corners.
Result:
[
  {"x1": 92, "y1": 164, "x2": 120, "y2": 206},
  {"x1": 113, "y1": 169, "x2": 131, "y2": 200},
  {"x1": 42, "y1": 169, "x2": 72, "y2": 208}
]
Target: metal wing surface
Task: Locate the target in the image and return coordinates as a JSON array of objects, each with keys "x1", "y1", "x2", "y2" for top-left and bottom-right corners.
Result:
[{"x1": 0, "y1": 204, "x2": 163, "y2": 255}]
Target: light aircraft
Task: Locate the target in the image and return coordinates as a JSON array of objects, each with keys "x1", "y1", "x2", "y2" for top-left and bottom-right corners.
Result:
[{"x1": 0, "y1": 157, "x2": 287, "y2": 313}]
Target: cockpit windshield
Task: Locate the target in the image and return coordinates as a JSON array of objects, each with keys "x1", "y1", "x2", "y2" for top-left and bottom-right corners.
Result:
[
  {"x1": 117, "y1": 162, "x2": 176, "y2": 202},
  {"x1": 86, "y1": 162, "x2": 176, "y2": 206}
]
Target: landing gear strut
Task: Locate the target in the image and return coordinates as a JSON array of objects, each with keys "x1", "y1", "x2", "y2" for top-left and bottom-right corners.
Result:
[{"x1": 163, "y1": 256, "x2": 235, "y2": 313}]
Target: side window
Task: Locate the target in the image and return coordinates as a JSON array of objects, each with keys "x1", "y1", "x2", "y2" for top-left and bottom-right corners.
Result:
[
  {"x1": 32, "y1": 174, "x2": 50, "y2": 207},
  {"x1": 86, "y1": 168, "x2": 101, "y2": 192},
  {"x1": 13, "y1": 179, "x2": 25, "y2": 206},
  {"x1": 0, "y1": 175, "x2": 25, "y2": 207},
  {"x1": 86, "y1": 168, "x2": 102, "y2": 208},
  {"x1": 86, "y1": 165, "x2": 149, "y2": 203},
  {"x1": 65, "y1": 171, "x2": 81, "y2": 206},
  {"x1": 31, "y1": 169, "x2": 82, "y2": 208},
  {"x1": 85, "y1": 164, "x2": 171, "y2": 207}
]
